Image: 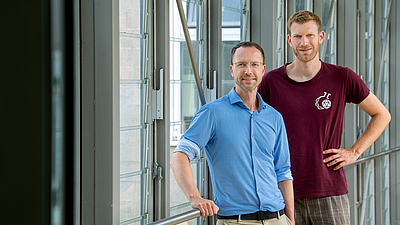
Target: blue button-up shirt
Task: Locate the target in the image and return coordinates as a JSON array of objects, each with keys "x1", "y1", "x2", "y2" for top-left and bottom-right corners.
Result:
[{"x1": 174, "y1": 88, "x2": 292, "y2": 216}]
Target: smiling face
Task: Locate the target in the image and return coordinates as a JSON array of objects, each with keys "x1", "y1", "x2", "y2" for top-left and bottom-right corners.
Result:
[
  {"x1": 288, "y1": 20, "x2": 325, "y2": 63},
  {"x1": 230, "y1": 46, "x2": 266, "y2": 94}
]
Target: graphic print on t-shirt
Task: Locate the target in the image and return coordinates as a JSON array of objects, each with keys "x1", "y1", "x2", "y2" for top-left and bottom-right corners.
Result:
[{"x1": 315, "y1": 92, "x2": 332, "y2": 110}]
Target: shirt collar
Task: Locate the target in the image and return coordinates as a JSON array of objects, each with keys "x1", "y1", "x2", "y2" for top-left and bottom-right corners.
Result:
[{"x1": 228, "y1": 87, "x2": 267, "y2": 112}]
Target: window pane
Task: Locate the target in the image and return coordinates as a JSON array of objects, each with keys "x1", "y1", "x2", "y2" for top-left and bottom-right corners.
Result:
[
  {"x1": 119, "y1": 0, "x2": 147, "y2": 224},
  {"x1": 120, "y1": 175, "x2": 143, "y2": 221},
  {"x1": 169, "y1": 1, "x2": 203, "y2": 217},
  {"x1": 276, "y1": 0, "x2": 285, "y2": 68},
  {"x1": 120, "y1": 81, "x2": 145, "y2": 128},
  {"x1": 120, "y1": 0, "x2": 141, "y2": 33},
  {"x1": 321, "y1": 0, "x2": 336, "y2": 64},
  {"x1": 364, "y1": 0, "x2": 374, "y2": 93},
  {"x1": 120, "y1": 36, "x2": 142, "y2": 81},
  {"x1": 221, "y1": 0, "x2": 249, "y2": 96},
  {"x1": 221, "y1": 41, "x2": 238, "y2": 95},
  {"x1": 381, "y1": 1, "x2": 390, "y2": 223},
  {"x1": 296, "y1": 0, "x2": 312, "y2": 11},
  {"x1": 362, "y1": 2, "x2": 375, "y2": 224},
  {"x1": 120, "y1": 129, "x2": 143, "y2": 173}
]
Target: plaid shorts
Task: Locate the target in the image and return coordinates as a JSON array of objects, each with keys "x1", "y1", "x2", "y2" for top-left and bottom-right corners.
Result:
[{"x1": 294, "y1": 194, "x2": 350, "y2": 225}]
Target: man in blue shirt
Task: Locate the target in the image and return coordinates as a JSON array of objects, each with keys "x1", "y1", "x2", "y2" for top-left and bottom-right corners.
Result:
[{"x1": 170, "y1": 42, "x2": 294, "y2": 225}]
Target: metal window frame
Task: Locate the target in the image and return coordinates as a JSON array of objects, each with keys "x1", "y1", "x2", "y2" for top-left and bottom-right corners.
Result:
[
  {"x1": 81, "y1": 0, "x2": 120, "y2": 224},
  {"x1": 389, "y1": 0, "x2": 400, "y2": 222},
  {"x1": 152, "y1": 0, "x2": 171, "y2": 221},
  {"x1": 118, "y1": 0, "x2": 153, "y2": 224}
]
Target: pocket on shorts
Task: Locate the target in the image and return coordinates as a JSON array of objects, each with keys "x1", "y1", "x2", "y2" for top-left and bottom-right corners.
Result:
[{"x1": 284, "y1": 215, "x2": 293, "y2": 225}]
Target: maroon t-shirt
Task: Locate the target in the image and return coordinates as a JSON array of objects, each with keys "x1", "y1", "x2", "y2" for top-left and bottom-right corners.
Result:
[{"x1": 258, "y1": 61, "x2": 370, "y2": 200}]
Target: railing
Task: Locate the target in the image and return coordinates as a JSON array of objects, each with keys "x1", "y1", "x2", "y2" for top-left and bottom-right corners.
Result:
[
  {"x1": 147, "y1": 209, "x2": 200, "y2": 225},
  {"x1": 147, "y1": 146, "x2": 400, "y2": 225},
  {"x1": 344, "y1": 146, "x2": 400, "y2": 168}
]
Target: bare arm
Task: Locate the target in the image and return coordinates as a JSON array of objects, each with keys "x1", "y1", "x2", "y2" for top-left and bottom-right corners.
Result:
[
  {"x1": 323, "y1": 92, "x2": 391, "y2": 170},
  {"x1": 278, "y1": 179, "x2": 295, "y2": 224},
  {"x1": 170, "y1": 152, "x2": 219, "y2": 217}
]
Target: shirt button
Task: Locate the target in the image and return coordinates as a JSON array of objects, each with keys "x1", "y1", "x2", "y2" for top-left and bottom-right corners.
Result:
[
  {"x1": 255, "y1": 171, "x2": 257, "y2": 174},
  {"x1": 252, "y1": 134, "x2": 254, "y2": 137},
  {"x1": 253, "y1": 153, "x2": 255, "y2": 156}
]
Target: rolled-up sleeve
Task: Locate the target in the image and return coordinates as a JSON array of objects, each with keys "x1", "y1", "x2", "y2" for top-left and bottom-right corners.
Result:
[
  {"x1": 173, "y1": 103, "x2": 215, "y2": 162},
  {"x1": 274, "y1": 115, "x2": 293, "y2": 183},
  {"x1": 174, "y1": 138, "x2": 201, "y2": 161}
]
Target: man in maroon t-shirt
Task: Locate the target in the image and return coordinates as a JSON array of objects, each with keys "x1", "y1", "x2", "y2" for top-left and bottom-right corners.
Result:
[{"x1": 258, "y1": 10, "x2": 391, "y2": 225}]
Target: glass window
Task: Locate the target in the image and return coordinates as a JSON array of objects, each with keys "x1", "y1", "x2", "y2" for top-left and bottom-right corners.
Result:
[
  {"x1": 365, "y1": 0, "x2": 374, "y2": 92},
  {"x1": 321, "y1": 0, "x2": 336, "y2": 64},
  {"x1": 296, "y1": 0, "x2": 312, "y2": 11},
  {"x1": 169, "y1": 1, "x2": 203, "y2": 221},
  {"x1": 362, "y1": 1, "x2": 375, "y2": 224},
  {"x1": 276, "y1": 0, "x2": 285, "y2": 68},
  {"x1": 381, "y1": 1, "x2": 390, "y2": 224},
  {"x1": 119, "y1": 0, "x2": 149, "y2": 224},
  {"x1": 221, "y1": 0, "x2": 250, "y2": 96}
]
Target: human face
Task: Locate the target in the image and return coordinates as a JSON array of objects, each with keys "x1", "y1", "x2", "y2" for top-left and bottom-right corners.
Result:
[
  {"x1": 230, "y1": 46, "x2": 266, "y2": 93},
  {"x1": 288, "y1": 21, "x2": 325, "y2": 63}
]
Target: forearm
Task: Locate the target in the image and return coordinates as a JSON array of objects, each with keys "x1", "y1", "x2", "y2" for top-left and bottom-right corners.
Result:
[
  {"x1": 278, "y1": 179, "x2": 294, "y2": 224},
  {"x1": 352, "y1": 92, "x2": 391, "y2": 155},
  {"x1": 350, "y1": 110, "x2": 391, "y2": 156},
  {"x1": 170, "y1": 152, "x2": 201, "y2": 201},
  {"x1": 171, "y1": 151, "x2": 219, "y2": 217}
]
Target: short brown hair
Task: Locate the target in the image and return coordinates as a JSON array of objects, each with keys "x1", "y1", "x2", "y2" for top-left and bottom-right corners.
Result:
[
  {"x1": 231, "y1": 42, "x2": 265, "y2": 65},
  {"x1": 287, "y1": 10, "x2": 322, "y2": 35}
]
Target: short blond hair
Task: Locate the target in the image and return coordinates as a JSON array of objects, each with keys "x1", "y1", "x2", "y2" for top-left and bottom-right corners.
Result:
[{"x1": 287, "y1": 10, "x2": 322, "y2": 35}]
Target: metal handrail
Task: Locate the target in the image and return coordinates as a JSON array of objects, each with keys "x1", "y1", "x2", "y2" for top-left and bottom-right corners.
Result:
[
  {"x1": 147, "y1": 209, "x2": 201, "y2": 225},
  {"x1": 344, "y1": 146, "x2": 400, "y2": 168}
]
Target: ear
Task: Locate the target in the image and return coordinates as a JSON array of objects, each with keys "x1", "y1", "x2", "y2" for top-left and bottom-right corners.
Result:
[
  {"x1": 230, "y1": 64, "x2": 234, "y2": 78},
  {"x1": 319, "y1": 31, "x2": 325, "y2": 44},
  {"x1": 287, "y1": 34, "x2": 292, "y2": 47}
]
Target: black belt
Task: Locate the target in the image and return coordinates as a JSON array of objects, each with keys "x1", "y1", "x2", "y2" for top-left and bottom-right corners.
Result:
[{"x1": 217, "y1": 209, "x2": 285, "y2": 221}]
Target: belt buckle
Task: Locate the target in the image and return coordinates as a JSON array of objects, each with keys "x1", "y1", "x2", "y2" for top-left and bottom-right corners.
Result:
[
  {"x1": 237, "y1": 215, "x2": 242, "y2": 222},
  {"x1": 277, "y1": 210, "x2": 280, "y2": 220}
]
